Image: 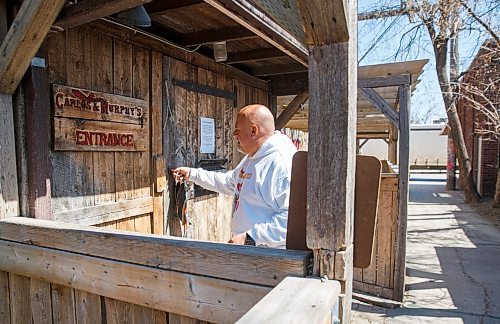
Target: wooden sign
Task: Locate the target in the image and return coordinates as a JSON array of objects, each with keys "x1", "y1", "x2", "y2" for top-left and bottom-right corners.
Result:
[
  {"x1": 52, "y1": 84, "x2": 149, "y2": 152},
  {"x1": 53, "y1": 84, "x2": 148, "y2": 125},
  {"x1": 54, "y1": 118, "x2": 148, "y2": 152}
]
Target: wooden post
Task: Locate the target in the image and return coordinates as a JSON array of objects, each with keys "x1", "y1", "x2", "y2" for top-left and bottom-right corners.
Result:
[
  {"x1": 0, "y1": 1, "x2": 19, "y2": 219},
  {"x1": 297, "y1": 1, "x2": 356, "y2": 322},
  {"x1": 388, "y1": 125, "x2": 398, "y2": 164},
  {"x1": 22, "y1": 52, "x2": 53, "y2": 219},
  {"x1": 394, "y1": 83, "x2": 410, "y2": 301}
]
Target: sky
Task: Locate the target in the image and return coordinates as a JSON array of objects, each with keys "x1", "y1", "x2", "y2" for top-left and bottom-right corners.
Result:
[{"x1": 357, "y1": 0, "x2": 498, "y2": 124}]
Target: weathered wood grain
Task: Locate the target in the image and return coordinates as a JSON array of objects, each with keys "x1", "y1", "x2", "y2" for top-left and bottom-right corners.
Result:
[
  {"x1": 0, "y1": 239, "x2": 271, "y2": 323},
  {"x1": 75, "y1": 290, "x2": 102, "y2": 324},
  {"x1": 394, "y1": 84, "x2": 411, "y2": 302},
  {"x1": 152, "y1": 51, "x2": 165, "y2": 235},
  {"x1": 51, "y1": 284, "x2": 76, "y2": 324},
  {"x1": 54, "y1": 197, "x2": 153, "y2": 225},
  {"x1": 132, "y1": 45, "x2": 151, "y2": 201},
  {"x1": 23, "y1": 62, "x2": 53, "y2": 219},
  {"x1": 114, "y1": 39, "x2": 135, "y2": 203},
  {"x1": 0, "y1": 217, "x2": 310, "y2": 287},
  {"x1": 0, "y1": 0, "x2": 66, "y2": 93},
  {"x1": 30, "y1": 279, "x2": 53, "y2": 324},
  {"x1": 54, "y1": 0, "x2": 153, "y2": 30},
  {"x1": 9, "y1": 273, "x2": 31, "y2": 324},
  {"x1": 237, "y1": 277, "x2": 340, "y2": 324},
  {"x1": 0, "y1": 94, "x2": 19, "y2": 218},
  {"x1": 90, "y1": 32, "x2": 115, "y2": 205},
  {"x1": 0, "y1": 271, "x2": 10, "y2": 324}
]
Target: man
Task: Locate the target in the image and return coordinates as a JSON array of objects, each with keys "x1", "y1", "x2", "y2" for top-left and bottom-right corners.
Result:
[{"x1": 172, "y1": 104, "x2": 297, "y2": 248}]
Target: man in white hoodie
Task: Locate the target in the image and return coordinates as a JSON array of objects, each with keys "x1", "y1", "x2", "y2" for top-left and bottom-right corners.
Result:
[{"x1": 172, "y1": 104, "x2": 297, "y2": 248}]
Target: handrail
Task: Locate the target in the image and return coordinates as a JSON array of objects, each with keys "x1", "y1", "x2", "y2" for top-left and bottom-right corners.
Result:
[
  {"x1": 237, "y1": 276, "x2": 340, "y2": 323},
  {"x1": 0, "y1": 217, "x2": 310, "y2": 287}
]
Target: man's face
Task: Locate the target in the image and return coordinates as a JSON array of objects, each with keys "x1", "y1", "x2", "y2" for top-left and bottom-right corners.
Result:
[{"x1": 233, "y1": 114, "x2": 255, "y2": 155}]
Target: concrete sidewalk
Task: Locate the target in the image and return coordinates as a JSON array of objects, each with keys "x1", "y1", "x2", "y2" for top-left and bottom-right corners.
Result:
[{"x1": 351, "y1": 177, "x2": 500, "y2": 323}]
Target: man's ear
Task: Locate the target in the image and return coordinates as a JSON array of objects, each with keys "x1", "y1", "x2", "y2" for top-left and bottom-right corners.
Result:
[{"x1": 251, "y1": 124, "x2": 258, "y2": 135}]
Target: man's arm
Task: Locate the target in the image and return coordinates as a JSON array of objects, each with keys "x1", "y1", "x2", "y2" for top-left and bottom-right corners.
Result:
[{"x1": 172, "y1": 166, "x2": 235, "y2": 196}]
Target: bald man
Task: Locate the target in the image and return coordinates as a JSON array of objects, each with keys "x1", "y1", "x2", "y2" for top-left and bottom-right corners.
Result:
[{"x1": 172, "y1": 104, "x2": 297, "y2": 248}]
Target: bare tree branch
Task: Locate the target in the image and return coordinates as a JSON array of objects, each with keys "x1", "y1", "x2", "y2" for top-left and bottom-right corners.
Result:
[{"x1": 460, "y1": 0, "x2": 500, "y2": 43}]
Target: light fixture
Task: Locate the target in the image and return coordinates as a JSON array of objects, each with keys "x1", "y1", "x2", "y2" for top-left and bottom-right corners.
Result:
[
  {"x1": 213, "y1": 41, "x2": 227, "y2": 62},
  {"x1": 116, "y1": 5, "x2": 151, "y2": 27}
]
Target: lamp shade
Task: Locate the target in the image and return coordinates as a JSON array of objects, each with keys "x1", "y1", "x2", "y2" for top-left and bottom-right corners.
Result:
[{"x1": 116, "y1": 5, "x2": 151, "y2": 27}]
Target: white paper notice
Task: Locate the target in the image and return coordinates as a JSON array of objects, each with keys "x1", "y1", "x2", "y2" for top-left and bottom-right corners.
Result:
[{"x1": 200, "y1": 117, "x2": 215, "y2": 153}]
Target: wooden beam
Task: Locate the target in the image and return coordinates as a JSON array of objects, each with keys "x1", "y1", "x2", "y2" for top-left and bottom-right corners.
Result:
[
  {"x1": 144, "y1": 0, "x2": 203, "y2": 16},
  {"x1": 296, "y1": 0, "x2": 349, "y2": 45},
  {"x1": 0, "y1": 239, "x2": 270, "y2": 323},
  {"x1": 54, "y1": 197, "x2": 154, "y2": 225},
  {"x1": 269, "y1": 72, "x2": 308, "y2": 96},
  {"x1": 173, "y1": 79, "x2": 237, "y2": 100},
  {"x1": 181, "y1": 26, "x2": 256, "y2": 47},
  {"x1": 358, "y1": 75, "x2": 411, "y2": 88},
  {"x1": 0, "y1": 217, "x2": 310, "y2": 287},
  {"x1": 227, "y1": 48, "x2": 288, "y2": 64},
  {"x1": 252, "y1": 64, "x2": 307, "y2": 77},
  {"x1": 275, "y1": 91, "x2": 309, "y2": 129},
  {"x1": 203, "y1": 0, "x2": 308, "y2": 66},
  {"x1": 0, "y1": 0, "x2": 66, "y2": 94},
  {"x1": 54, "y1": 0, "x2": 153, "y2": 30},
  {"x1": 238, "y1": 277, "x2": 340, "y2": 323},
  {"x1": 394, "y1": 84, "x2": 410, "y2": 302},
  {"x1": 90, "y1": 18, "x2": 268, "y2": 91},
  {"x1": 360, "y1": 88, "x2": 399, "y2": 127}
]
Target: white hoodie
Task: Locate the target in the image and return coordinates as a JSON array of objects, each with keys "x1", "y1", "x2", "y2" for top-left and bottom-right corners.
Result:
[{"x1": 189, "y1": 131, "x2": 297, "y2": 248}]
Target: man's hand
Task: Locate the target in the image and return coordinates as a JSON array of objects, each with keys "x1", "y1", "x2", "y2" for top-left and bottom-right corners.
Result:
[
  {"x1": 228, "y1": 232, "x2": 246, "y2": 245},
  {"x1": 171, "y1": 167, "x2": 191, "y2": 182}
]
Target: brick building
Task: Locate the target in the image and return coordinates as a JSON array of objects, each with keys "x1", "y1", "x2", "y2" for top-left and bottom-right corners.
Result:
[{"x1": 457, "y1": 40, "x2": 499, "y2": 197}]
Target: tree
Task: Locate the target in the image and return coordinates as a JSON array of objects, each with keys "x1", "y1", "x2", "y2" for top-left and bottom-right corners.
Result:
[{"x1": 359, "y1": 0, "x2": 499, "y2": 203}]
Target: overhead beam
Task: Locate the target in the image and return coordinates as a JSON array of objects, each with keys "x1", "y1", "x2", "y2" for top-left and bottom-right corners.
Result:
[
  {"x1": 360, "y1": 87, "x2": 400, "y2": 127},
  {"x1": 296, "y1": 0, "x2": 350, "y2": 45},
  {"x1": 275, "y1": 91, "x2": 309, "y2": 129},
  {"x1": 227, "y1": 48, "x2": 288, "y2": 64},
  {"x1": 358, "y1": 74, "x2": 411, "y2": 88},
  {"x1": 0, "y1": 0, "x2": 66, "y2": 94},
  {"x1": 54, "y1": 0, "x2": 153, "y2": 30},
  {"x1": 203, "y1": 0, "x2": 308, "y2": 66},
  {"x1": 180, "y1": 26, "x2": 256, "y2": 47},
  {"x1": 252, "y1": 64, "x2": 307, "y2": 77},
  {"x1": 270, "y1": 73, "x2": 412, "y2": 96},
  {"x1": 144, "y1": 0, "x2": 203, "y2": 16}
]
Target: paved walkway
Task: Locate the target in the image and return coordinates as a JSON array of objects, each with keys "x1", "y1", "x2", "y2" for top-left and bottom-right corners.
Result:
[{"x1": 351, "y1": 175, "x2": 500, "y2": 323}]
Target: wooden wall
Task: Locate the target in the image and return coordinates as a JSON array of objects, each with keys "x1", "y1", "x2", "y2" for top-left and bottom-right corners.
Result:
[
  {"x1": 164, "y1": 57, "x2": 268, "y2": 241},
  {"x1": 35, "y1": 26, "x2": 164, "y2": 233},
  {"x1": 353, "y1": 174, "x2": 399, "y2": 300},
  {"x1": 29, "y1": 24, "x2": 269, "y2": 241}
]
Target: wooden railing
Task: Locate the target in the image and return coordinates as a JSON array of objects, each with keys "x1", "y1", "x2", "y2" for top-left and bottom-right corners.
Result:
[
  {"x1": 238, "y1": 277, "x2": 340, "y2": 323},
  {"x1": 0, "y1": 217, "x2": 320, "y2": 323}
]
